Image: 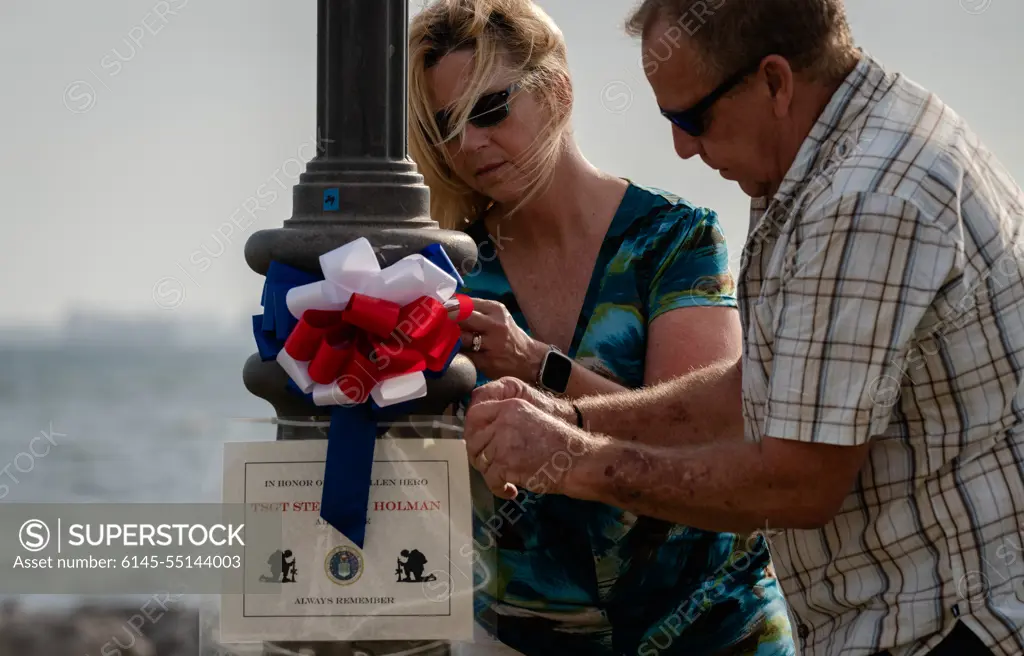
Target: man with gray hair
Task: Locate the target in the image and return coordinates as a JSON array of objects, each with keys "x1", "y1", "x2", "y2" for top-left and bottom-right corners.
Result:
[{"x1": 462, "y1": 1, "x2": 1024, "y2": 655}]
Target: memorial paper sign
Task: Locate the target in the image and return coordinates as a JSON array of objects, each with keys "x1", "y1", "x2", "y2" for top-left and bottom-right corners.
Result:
[{"x1": 219, "y1": 436, "x2": 473, "y2": 642}]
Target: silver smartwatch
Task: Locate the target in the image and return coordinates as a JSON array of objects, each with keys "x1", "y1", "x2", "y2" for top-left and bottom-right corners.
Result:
[{"x1": 536, "y1": 345, "x2": 573, "y2": 395}]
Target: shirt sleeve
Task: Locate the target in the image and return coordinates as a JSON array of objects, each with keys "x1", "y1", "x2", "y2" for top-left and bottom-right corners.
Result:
[
  {"x1": 763, "y1": 192, "x2": 958, "y2": 446},
  {"x1": 647, "y1": 205, "x2": 738, "y2": 324}
]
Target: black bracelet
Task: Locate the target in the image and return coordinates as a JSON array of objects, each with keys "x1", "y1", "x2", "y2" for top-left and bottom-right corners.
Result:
[{"x1": 572, "y1": 403, "x2": 585, "y2": 429}]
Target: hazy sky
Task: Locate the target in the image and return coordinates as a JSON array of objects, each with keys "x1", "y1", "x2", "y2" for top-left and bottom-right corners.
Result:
[{"x1": 1, "y1": 0, "x2": 1020, "y2": 326}]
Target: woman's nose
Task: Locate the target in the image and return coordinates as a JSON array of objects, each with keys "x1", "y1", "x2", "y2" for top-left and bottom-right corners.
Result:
[{"x1": 461, "y1": 122, "x2": 491, "y2": 150}]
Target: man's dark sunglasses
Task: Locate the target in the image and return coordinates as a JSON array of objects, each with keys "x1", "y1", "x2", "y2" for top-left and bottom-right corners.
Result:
[
  {"x1": 659, "y1": 59, "x2": 764, "y2": 137},
  {"x1": 435, "y1": 83, "x2": 520, "y2": 139}
]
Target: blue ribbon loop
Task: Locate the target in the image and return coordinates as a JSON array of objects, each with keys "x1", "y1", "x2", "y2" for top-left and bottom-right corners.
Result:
[
  {"x1": 420, "y1": 243, "x2": 465, "y2": 288},
  {"x1": 252, "y1": 248, "x2": 461, "y2": 549}
]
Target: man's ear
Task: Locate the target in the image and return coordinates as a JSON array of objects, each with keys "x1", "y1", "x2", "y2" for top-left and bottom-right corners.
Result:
[{"x1": 760, "y1": 55, "x2": 795, "y2": 117}]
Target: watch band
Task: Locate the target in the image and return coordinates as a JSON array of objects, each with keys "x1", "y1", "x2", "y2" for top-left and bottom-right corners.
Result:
[{"x1": 572, "y1": 402, "x2": 585, "y2": 428}]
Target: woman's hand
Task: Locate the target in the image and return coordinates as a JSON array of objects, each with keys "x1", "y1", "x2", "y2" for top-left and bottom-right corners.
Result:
[{"x1": 458, "y1": 298, "x2": 547, "y2": 383}]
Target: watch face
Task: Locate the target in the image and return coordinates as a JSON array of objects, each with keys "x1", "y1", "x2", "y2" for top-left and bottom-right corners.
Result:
[{"x1": 542, "y1": 351, "x2": 573, "y2": 393}]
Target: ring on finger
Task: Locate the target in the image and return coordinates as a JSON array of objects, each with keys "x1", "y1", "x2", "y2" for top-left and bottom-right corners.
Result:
[{"x1": 471, "y1": 333, "x2": 483, "y2": 353}]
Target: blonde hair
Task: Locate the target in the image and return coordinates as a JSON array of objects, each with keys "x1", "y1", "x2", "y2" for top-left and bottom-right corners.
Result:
[{"x1": 409, "y1": 0, "x2": 572, "y2": 230}]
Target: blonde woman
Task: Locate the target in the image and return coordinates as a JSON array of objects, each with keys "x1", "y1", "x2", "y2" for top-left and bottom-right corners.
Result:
[{"x1": 408, "y1": 1, "x2": 795, "y2": 654}]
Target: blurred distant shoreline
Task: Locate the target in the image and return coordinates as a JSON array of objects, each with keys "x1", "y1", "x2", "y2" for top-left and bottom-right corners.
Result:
[{"x1": 0, "y1": 310, "x2": 255, "y2": 351}]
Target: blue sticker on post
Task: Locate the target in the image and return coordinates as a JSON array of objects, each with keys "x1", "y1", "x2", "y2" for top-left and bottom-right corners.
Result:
[{"x1": 323, "y1": 188, "x2": 339, "y2": 211}]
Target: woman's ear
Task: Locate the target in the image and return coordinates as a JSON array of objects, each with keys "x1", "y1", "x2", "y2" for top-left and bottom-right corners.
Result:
[
  {"x1": 547, "y1": 69, "x2": 573, "y2": 121},
  {"x1": 562, "y1": 70, "x2": 574, "y2": 114}
]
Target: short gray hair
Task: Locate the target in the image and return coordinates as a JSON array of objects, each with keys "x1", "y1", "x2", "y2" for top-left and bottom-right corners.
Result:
[{"x1": 625, "y1": 0, "x2": 858, "y2": 82}]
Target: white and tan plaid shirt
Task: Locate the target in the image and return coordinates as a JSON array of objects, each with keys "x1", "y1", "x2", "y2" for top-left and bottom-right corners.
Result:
[{"x1": 738, "y1": 51, "x2": 1024, "y2": 656}]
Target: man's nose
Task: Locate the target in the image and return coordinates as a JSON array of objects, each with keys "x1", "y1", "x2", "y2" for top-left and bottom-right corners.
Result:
[{"x1": 672, "y1": 126, "x2": 701, "y2": 160}]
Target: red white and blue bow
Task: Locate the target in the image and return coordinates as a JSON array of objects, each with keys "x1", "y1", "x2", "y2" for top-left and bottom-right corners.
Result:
[{"x1": 252, "y1": 238, "x2": 472, "y2": 548}]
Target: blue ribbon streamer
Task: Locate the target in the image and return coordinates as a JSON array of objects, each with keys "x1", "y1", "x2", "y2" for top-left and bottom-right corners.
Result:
[{"x1": 252, "y1": 249, "x2": 461, "y2": 548}]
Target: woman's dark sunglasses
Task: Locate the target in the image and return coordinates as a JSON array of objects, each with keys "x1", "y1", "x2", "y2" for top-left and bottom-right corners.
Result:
[
  {"x1": 435, "y1": 83, "x2": 519, "y2": 139},
  {"x1": 659, "y1": 59, "x2": 764, "y2": 137}
]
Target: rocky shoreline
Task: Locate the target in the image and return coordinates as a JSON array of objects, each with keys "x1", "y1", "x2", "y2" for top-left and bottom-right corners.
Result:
[
  {"x1": 0, "y1": 599, "x2": 256, "y2": 656},
  {"x1": 0, "y1": 599, "x2": 455, "y2": 655}
]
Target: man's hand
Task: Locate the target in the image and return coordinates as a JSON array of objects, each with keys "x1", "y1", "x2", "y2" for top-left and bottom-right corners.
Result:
[
  {"x1": 470, "y1": 376, "x2": 576, "y2": 425},
  {"x1": 463, "y1": 395, "x2": 599, "y2": 500}
]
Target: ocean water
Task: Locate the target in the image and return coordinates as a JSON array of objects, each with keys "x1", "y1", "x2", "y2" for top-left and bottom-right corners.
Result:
[{"x1": 0, "y1": 342, "x2": 277, "y2": 609}]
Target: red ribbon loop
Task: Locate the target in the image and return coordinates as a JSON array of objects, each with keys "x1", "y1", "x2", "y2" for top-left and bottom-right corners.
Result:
[
  {"x1": 453, "y1": 293, "x2": 474, "y2": 321},
  {"x1": 337, "y1": 342, "x2": 377, "y2": 404},
  {"x1": 284, "y1": 309, "x2": 345, "y2": 362},
  {"x1": 283, "y1": 291, "x2": 465, "y2": 403},
  {"x1": 372, "y1": 333, "x2": 427, "y2": 379},
  {"x1": 343, "y1": 293, "x2": 401, "y2": 337},
  {"x1": 423, "y1": 322, "x2": 462, "y2": 371},
  {"x1": 308, "y1": 325, "x2": 357, "y2": 385},
  {"x1": 398, "y1": 296, "x2": 447, "y2": 341}
]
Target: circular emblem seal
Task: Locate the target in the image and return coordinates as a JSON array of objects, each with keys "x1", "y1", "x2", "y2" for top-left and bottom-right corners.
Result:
[{"x1": 324, "y1": 546, "x2": 363, "y2": 585}]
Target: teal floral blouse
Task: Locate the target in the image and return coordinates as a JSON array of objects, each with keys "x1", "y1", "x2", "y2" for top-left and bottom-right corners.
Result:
[{"x1": 457, "y1": 182, "x2": 795, "y2": 656}]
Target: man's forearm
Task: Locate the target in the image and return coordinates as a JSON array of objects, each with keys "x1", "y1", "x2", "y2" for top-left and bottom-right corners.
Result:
[
  {"x1": 561, "y1": 435, "x2": 827, "y2": 534},
  {"x1": 573, "y1": 358, "x2": 743, "y2": 447}
]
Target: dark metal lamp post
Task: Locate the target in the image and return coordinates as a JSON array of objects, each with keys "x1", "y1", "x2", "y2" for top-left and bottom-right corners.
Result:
[{"x1": 242, "y1": 1, "x2": 478, "y2": 654}]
